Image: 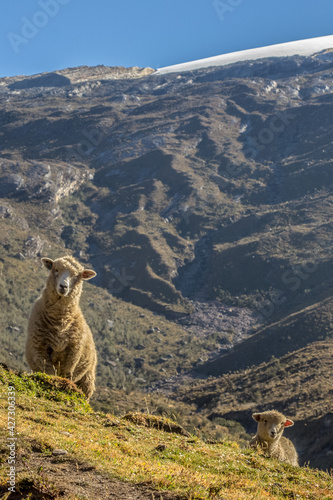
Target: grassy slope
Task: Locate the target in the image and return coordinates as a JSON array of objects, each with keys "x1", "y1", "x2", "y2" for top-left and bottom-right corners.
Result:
[
  {"x1": 0, "y1": 366, "x2": 332, "y2": 500},
  {"x1": 178, "y1": 341, "x2": 333, "y2": 469}
]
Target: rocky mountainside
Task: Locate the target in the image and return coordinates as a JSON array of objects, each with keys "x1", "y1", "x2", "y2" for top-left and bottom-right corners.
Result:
[
  {"x1": 1, "y1": 64, "x2": 154, "y2": 88},
  {"x1": 1, "y1": 50, "x2": 333, "y2": 469},
  {"x1": 2, "y1": 55, "x2": 333, "y2": 319}
]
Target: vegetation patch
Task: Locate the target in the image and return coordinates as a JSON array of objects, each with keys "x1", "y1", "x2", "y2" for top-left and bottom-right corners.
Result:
[
  {"x1": 0, "y1": 364, "x2": 90, "y2": 413},
  {"x1": 124, "y1": 412, "x2": 190, "y2": 437}
]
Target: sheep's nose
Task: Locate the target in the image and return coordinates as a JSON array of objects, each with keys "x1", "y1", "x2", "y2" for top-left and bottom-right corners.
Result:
[
  {"x1": 271, "y1": 431, "x2": 277, "y2": 437},
  {"x1": 59, "y1": 284, "x2": 68, "y2": 291}
]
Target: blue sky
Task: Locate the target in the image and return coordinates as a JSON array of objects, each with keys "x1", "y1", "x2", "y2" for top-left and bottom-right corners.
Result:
[{"x1": 1, "y1": 0, "x2": 333, "y2": 78}]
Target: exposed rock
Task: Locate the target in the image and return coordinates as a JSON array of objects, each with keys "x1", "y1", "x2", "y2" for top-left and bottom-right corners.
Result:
[
  {"x1": 2, "y1": 65, "x2": 155, "y2": 92},
  {"x1": 0, "y1": 203, "x2": 29, "y2": 230},
  {"x1": 0, "y1": 174, "x2": 25, "y2": 196},
  {"x1": 176, "y1": 300, "x2": 257, "y2": 346},
  {"x1": 0, "y1": 161, "x2": 92, "y2": 204},
  {"x1": 25, "y1": 162, "x2": 92, "y2": 203},
  {"x1": 16, "y1": 217, "x2": 29, "y2": 231},
  {"x1": 23, "y1": 235, "x2": 44, "y2": 259},
  {"x1": 57, "y1": 65, "x2": 155, "y2": 84},
  {"x1": 0, "y1": 204, "x2": 14, "y2": 218},
  {"x1": 105, "y1": 359, "x2": 117, "y2": 367},
  {"x1": 106, "y1": 319, "x2": 114, "y2": 329},
  {"x1": 52, "y1": 449, "x2": 68, "y2": 456}
]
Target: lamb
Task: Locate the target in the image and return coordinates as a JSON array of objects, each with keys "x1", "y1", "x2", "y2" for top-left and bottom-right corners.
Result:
[
  {"x1": 250, "y1": 410, "x2": 299, "y2": 467},
  {"x1": 26, "y1": 255, "x2": 97, "y2": 400}
]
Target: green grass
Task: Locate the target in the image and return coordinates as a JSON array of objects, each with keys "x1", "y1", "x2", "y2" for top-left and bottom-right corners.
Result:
[
  {"x1": 0, "y1": 367, "x2": 332, "y2": 499},
  {"x1": 0, "y1": 365, "x2": 91, "y2": 413}
]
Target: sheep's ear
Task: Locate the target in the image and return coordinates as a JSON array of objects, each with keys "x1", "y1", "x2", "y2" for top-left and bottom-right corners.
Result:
[
  {"x1": 284, "y1": 419, "x2": 294, "y2": 427},
  {"x1": 41, "y1": 258, "x2": 54, "y2": 271},
  {"x1": 81, "y1": 269, "x2": 96, "y2": 280},
  {"x1": 252, "y1": 413, "x2": 261, "y2": 422}
]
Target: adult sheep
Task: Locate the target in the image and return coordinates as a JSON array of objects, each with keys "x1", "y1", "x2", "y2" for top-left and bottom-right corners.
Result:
[
  {"x1": 250, "y1": 410, "x2": 299, "y2": 466},
  {"x1": 26, "y1": 255, "x2": 97, "y2": 400}
]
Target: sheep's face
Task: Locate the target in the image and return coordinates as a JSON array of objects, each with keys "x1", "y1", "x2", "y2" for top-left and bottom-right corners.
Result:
[
  {"x1": 54, "y1": 267, "x2": 76, "y2": 297},
  {"x1": 252, "y1": 412, "x2": 294, "y2": 442},
  {"x1": 42, "y1": 257, "x2": 96, "y2": 297}
]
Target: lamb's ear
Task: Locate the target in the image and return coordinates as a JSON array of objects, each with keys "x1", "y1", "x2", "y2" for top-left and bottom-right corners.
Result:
[
  {"x1": 284, "y1": 419, "x2": 294, "y2": 427},
  {"x1": 41, "y1": 258, "x2": 54, "y2": 271},
  {"x1": 252, "y1": 413, "x2": 261, "y2": 422},
  {"x1": 81, "y1": 269, "x2": 97, "y2": 280}
]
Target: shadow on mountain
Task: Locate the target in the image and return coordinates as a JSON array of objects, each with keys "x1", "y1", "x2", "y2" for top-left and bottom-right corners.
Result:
[
  {"x1": 196, "y1": 294, "x2": 333, "y2": 377},
  {"x1": 294, "y1": 413, "x2": 333, "y2": 469},
  {"x1": 9, "y1": 73, "x2": 71, "y2": 90}
]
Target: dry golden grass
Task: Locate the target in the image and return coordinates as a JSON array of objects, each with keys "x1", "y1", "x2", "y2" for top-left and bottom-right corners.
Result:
[{"x1": 0, "y1": 367, "x2": 332, "y2": 499}]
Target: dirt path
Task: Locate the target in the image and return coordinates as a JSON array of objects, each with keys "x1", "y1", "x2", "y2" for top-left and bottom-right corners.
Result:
[{"x1": 1, "y1": 451, "x2": 183, "y2": 500}]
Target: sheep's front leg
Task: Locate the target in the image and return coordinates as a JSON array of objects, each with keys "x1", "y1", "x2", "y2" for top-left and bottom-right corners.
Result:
[
  {"x1": 57, "y1": 344, "x2": 83, "y2": 381},
  {"x1": 75, "y1": 370, "x2": 96, "y2": 400}
]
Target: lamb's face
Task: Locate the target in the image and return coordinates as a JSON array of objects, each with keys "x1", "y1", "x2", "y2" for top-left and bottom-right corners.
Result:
[
  {"x1": 252, "y1": 412, "x2": 294, "y2": 442},
  {"x1": 41, "y1": 257, "x2": 96, "y2": 297}
]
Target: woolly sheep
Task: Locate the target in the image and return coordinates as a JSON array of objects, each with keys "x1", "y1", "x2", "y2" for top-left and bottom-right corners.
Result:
[
  {"x1": 250, "y1": 410, "x2": 299, "y2": 467},
  {"x1": 26, "y1": 255, "x2": 97, "y2": 400}
]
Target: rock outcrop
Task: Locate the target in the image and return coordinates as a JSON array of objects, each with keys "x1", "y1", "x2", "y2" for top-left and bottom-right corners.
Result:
[{"x1": 0, "y1": 160, "x2": 92, "y2": 203}]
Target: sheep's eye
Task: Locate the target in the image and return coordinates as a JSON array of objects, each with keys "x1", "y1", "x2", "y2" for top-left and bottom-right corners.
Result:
[{"x1": 264, "y1": 420, "x2": 267, "y2": 424}]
